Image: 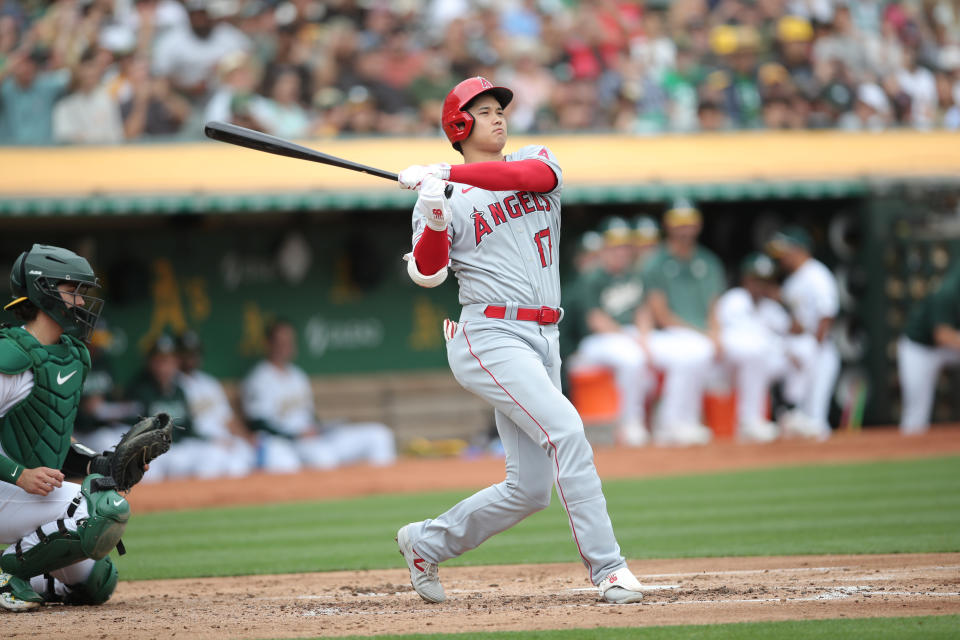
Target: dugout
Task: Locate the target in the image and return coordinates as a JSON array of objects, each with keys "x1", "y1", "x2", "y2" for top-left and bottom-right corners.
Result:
[{"x1": 1, "y1": 131, "x2": 958, "y2": 437}]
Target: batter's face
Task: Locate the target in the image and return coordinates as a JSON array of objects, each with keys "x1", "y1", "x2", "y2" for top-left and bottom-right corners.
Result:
[{"x1": 464, "y1": 94, "x2": 507, "y2": 154}]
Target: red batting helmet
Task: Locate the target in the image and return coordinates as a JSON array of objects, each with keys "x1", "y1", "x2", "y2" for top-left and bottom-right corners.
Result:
[{"x1": 441, "y1": 76, "x2": 513, "y2": 149}]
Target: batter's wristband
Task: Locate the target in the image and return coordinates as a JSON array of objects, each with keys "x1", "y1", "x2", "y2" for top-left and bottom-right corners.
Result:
[{"x1": 0, "y1": 454, "x2": 23, "y2": 485}]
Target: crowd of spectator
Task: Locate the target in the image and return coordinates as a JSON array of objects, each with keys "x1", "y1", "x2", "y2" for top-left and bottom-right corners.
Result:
[{"x1": 1, "y1": 0, "x2": 959, "y2": 146}]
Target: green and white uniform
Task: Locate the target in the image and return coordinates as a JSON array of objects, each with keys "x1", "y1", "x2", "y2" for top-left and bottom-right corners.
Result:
[
  {"x1": 0, "y1": 327, "x2": 123, "y2": 606},
  {"x1": 641, "y1": 245, "x2": 726, "y2": 441},
  {"x1": 899, "y1": 262, "x2": 960, "y2": 434},
  {"x1": 568, "y1": 266, "x2": 651, "y2": 438}
]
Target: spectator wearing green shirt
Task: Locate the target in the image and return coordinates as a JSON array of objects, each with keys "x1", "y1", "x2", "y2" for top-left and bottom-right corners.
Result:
[
  {"x1": 643, "y1": 199, "x2": 726, "y2": 446},
  {"x1": 898, "y1": 261, "x2": 960, "y2": 435},
  {"x1": 0, "y1": 48, "x2": 70, "y2": 145},
  {"x1": 567, "y1": 217, "x2": 655, "y2": 447}
]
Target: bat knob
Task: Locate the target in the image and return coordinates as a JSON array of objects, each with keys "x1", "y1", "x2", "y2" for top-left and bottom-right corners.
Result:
[{"x1": 444, "y1": 184, "x2": 453, "y2": 199}]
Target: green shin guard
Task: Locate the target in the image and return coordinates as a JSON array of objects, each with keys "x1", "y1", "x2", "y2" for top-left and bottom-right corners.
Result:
[
  {"x1": 2, "y1": 574, "x2": 44, "y2": 603},
  {"x1": 63, "y1": 557, "x2": 118, "y2": 605},
  {"x1": 0, "y1": 474, "x2": 129, "y2": 580}
]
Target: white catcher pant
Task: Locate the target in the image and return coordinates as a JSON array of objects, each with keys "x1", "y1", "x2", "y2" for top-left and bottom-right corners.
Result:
[
  {"x1": 0, "y1": 480, "x2": 96, "y2": 593},
  {"x1": 898, "y1": 335, "x2": 960, "y2": 434},
  {"x1": 406, "y1": 313, "x2": 627, "y2": 585}
]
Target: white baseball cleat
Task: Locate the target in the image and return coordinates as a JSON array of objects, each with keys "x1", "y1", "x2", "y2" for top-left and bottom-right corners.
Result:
[
  {"x1": 618, "y1": 419, "x2": 650, "y2": 447},
  {"x1": 0, "y1": 573, "x2": 41, "y2": 612},
  {"x1": 737, "y1": 419, "x2": 779, "y2": 443},
  {"x1": 396, "y1": 524, "x2": 446, "y2": 603},
  {"x1": 598, "y1": 567, "x2": 645, "y2": 604}
]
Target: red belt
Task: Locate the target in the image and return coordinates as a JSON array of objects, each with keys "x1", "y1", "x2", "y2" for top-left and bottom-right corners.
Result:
[{"x1": 483, "y1": 305, "x2": 562, "y2": 325}]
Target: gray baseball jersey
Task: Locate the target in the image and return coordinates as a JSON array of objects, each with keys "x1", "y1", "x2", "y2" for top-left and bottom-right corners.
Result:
[
  {"x1": 405, "y1": 146, "x2": 629, "y2": 586},
  {"x1": 411, "y1": 145, "x2": 563, "y2": 307}
]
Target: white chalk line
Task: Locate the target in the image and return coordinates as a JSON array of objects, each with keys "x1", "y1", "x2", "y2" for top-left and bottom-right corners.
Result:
[
  {"x1": 293, "y1": 586, "x2": 960, "y2": 616},
  {"x1": 639, "y1": 565, "x2": 960, "y2": 579}
]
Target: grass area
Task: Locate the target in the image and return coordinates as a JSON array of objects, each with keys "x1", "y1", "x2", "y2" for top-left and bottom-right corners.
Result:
[
  {"x1": 280, "y1": 615, "x2": 960, "y2": 640},
  {"x1": 116, "y1": 456, "x2": 960, "y2": 581}
]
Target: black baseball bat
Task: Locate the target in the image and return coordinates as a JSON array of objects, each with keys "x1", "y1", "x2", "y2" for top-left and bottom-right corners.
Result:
[{"x1": 205, "y1": 120, "x2": 399, "y2": 181}]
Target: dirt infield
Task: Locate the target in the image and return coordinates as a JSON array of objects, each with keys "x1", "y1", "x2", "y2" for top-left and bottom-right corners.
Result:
[
  {"x1": 5, "y1": 426, "x2": 960, "y2": 639},
  {"x1": 6, "y1": 554, "x2": 959, "y2": 639}
]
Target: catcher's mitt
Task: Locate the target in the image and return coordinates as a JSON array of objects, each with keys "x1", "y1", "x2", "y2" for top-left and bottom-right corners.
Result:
[{"x1": 90, "y1": 413, "x2": 174, "y2": 492}]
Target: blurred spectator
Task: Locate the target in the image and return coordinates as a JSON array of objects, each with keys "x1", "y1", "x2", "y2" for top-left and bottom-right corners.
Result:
[
  {"x1": 152, "y1": 0, "x2": 250, "y2": 101},
  {"x1": 249, "y1": 64, "x2": 311, "y2": 138},
  {"x1": 896, "y1": 45, "x2": 937, "y2": 128},
  {"x1": 642, "y1": 199, "x2": 725, "y2": 446},
  {"x1": 52, "y1": 47, "x2": 124, "y2": 144},
  {"x1": 0, "y1": 48, "x2": 69, "y2": 144},
  {"x1": 1, "y1": 0, "x2": 960, "y2": 144},
  {"x1": 837, "y1": 82, "x2": 892, "y2": 131},
  {"x1": 241, "y1": 319, "x2": 396, "y2": 472},
  {"x1": 120, "y1": 55, "x2": 191, "y2": 139},
  {"x1": 898, "y1": 260, "x2": 960, "y2": 435}
]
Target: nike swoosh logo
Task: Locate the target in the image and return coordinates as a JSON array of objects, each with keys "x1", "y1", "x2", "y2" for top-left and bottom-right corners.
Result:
[
  {"x1": 112, "y1": 498, "x2": 124, "y2": 507},
  {"x1": 462, "y1": 186, "x2": 477, "y2": 193},
  {"x1": 57, "y1": 370, "x2": 77, "y2": 385}
]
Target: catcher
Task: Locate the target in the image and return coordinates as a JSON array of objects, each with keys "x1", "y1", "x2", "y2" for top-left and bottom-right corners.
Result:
[{"x1": 0, "y1": 245, "x2": 173, "y2": 612}]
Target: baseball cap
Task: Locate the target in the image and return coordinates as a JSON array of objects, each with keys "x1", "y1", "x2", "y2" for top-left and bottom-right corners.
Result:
[
  {"x1": 599, "y1": 217, "x2": 633, "y2": 247},
  {"x1": 777, "y1": 16, "x2": 813, "y2": 43},
  {"x1": 579, "y1": 230, "x2": 604, "y2": 253},
  {"x1": 177, "y1": 330, "x2": 203, "y2": 354},
  {"x1": 148, "y1": 333, "x2": 178, "y2": 357},
  {"x1": 709, "y1": 25, "x2": 739, "y2": 56},
  {"x1": 740, "y1": 252, "x2": 777, "y2": 279},
  {"x1": 664, "y1": 198, "x2": 702, "y2": 227},
  {"x1": 633, "y1": 216, "x2": 660, "y2": 247},
  {"x1": 767, "y1": 225, "x2": 812, "y2": 255}
]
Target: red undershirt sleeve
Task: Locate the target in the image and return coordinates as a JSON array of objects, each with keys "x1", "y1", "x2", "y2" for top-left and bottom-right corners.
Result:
[
  {"x1": 448, "y1": 159, "x2": 557, "y2": 193},
  {"x1": 413, "y1": 227, "x2": 450, "y2": 275}
]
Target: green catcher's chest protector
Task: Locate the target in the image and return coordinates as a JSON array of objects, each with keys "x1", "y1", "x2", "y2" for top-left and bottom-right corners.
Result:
[{"x1": 0, "y1": 326, "x2": 89, "y2": 469}]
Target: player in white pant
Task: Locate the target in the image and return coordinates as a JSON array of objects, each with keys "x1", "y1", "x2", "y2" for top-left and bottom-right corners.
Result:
[
  {"x1": 715, "y1": 253, "x2": 792, "y2": 442},
  {"x1": 393, "y1": 76, "x2": 646, "y2": 605},
  {"x1": 176, "y1": 331, "x2": 256, "y2": 478},
  {"x1": 642, "y1": 200, "x2": 726, "y2": 446},
  {"x1": 897, "y1": 261, "x2": 960, "y2": 434},
  {"x1": 241, "y1": 320, "x2": 396, "y2": 473},
  {"x1": 768, "y1": 226, "x2": 840, "y2": 440},
  {"x1": 569, "y1": 217, "x2": 656, "y2": 446}
]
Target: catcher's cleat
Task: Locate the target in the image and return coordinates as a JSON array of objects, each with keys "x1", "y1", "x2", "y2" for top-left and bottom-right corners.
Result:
[
  {"x1": 598, "y1": 567, "x2": 645, "y2": 604},
  {"x1": 0, "y1": 573, "x2": 42, "y2": 612},
  {"x1": 396, "y1": 524, "x2": 445, "y2": 603}
]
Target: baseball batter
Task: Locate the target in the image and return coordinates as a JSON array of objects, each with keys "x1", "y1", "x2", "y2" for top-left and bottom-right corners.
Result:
[
  {"x1": 0, "y1": 245, "x2": 161, "y2": 611},
  {"x1": 393, "y1": 77, "x2": 645, "y2": 605}
]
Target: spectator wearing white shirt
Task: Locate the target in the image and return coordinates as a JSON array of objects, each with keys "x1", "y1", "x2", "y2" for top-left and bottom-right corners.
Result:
[
  {"x1": 151, "y1": 0, "x2": 250, "y2": 101},
  {"x1": 53, "y1": 48, "x2": 124, "y2": 144}
]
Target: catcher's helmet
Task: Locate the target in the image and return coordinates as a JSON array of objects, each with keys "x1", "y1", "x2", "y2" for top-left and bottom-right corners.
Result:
[
  {"x1": 5, "y1": 244, "x2": 104, "y2": 342},
  {"x1": 441, "y1": 76, "x2": 513, "y2": 150}
]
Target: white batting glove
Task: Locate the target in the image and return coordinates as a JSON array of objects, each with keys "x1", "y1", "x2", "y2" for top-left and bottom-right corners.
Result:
[
  {"x1": 398, "y1": 163, "x2": 451, "y2": 190},
  {"x1": 416, "y1": 175, "x2": 451, "y2": 231}
]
